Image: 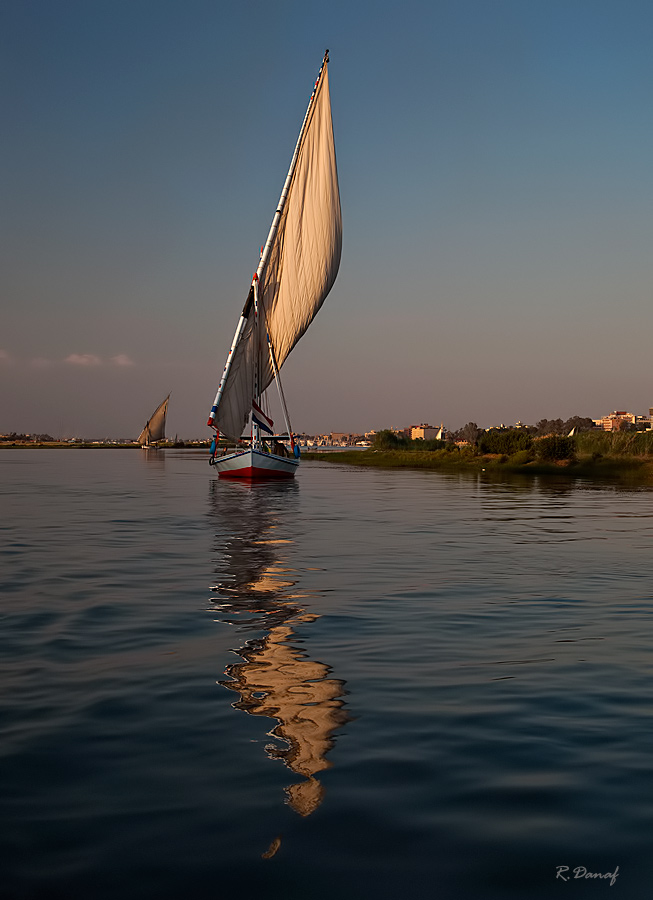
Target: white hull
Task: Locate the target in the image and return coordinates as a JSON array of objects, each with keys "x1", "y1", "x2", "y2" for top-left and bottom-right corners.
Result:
[{"x1": 213, "y1": 448, "x2": 299, "y2": 479}]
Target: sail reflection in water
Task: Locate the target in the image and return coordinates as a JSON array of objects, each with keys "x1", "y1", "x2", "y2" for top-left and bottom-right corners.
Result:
[{"x1": 208, "y1": 480, "x2": 348, "y2": 817}]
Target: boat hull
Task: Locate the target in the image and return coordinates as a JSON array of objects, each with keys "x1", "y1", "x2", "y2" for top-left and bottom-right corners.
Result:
[{"x1": 213, "y1": 448, "x2": 298, "y2": 479}]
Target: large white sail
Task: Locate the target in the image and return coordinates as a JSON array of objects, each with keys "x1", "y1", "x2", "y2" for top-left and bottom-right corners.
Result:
[
  {"x1": 208, "y1": 55, "x2": 341, "y2": 443},
  {"x1": 258, "y1": 62, "x2": 342, "y2": 387},
  {"x1": 138, "y1": 394, "x2": 170, "y2": 445}
]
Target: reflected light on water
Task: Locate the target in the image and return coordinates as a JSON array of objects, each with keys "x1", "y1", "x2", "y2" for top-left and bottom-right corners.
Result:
[{"x1": 208, "y1": 479, "x2": 349, "y2": 818}]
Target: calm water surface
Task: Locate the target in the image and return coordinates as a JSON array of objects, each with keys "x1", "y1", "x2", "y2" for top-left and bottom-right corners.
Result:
[{"x1": 2, "y1": 450, "x2": 653, "y2": 898}]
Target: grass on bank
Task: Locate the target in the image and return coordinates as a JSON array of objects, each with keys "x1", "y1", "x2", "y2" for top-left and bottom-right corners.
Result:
[{"x1": 302, "y1": 430, "x2": 653, "y2": 482}]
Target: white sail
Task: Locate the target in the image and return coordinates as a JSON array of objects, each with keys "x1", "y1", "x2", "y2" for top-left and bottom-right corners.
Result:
[
  {"x1": 213, "y1": 288, "x2": 258, "y2": 443},
  {"x1": 258, "y1": 62, "x2": 342, "y2": 386},
  {"x1": 208, "y1": 55, "x2": 341, "y2": 443},
  {"x1": 138, "y1": 394, "x2": 170, "y2": 445}
]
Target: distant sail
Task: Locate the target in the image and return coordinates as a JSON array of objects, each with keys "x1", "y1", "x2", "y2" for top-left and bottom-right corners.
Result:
[
  {"x1": 212, "y1": 58, "x2": 341, "y2": 443},
  {"x1": 138, "y1": 394, "x2": 170, "y2": 445}
]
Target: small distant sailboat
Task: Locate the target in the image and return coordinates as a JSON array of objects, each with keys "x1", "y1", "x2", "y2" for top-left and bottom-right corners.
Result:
[
  {"x1": 206, "y1": 51, "x2": 342, "y2": 478},
  {"x1": 138, "y1": 394, "x2": 170, "y2": 449}
]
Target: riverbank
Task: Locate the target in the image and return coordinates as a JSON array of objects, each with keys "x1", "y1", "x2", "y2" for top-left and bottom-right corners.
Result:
[
  {"x1": 0, "y1": 442, "x2": 141, "y2": 449},
  {"x1": 0, "y1": 442, "x2": 212, "y2": 450},
  {"x1": 6, "y1": 436, "x2": 653, "y2": 483},
  {"x1": 302, "y1": 443, "x2": 653, "y2": 483}
]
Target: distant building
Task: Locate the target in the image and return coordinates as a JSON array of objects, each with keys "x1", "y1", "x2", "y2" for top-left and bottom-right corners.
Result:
[
  {"x1": 594, "y1": 411, "x2": 637, "y2": 432},
  {"x1": 411, "y1": 424, "x2": 438, "y2": 441}
]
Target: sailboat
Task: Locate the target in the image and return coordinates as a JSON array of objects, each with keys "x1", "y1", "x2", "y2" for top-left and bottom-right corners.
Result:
[
  {"x1": 206, "y1": 51, "x2": 342, "y2": 478},
  {"x1": 138, "y1": 394, "x2": 170, "y2": 449}
]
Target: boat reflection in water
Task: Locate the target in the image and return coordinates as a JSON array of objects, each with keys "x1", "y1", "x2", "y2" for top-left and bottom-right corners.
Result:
[{"x1": 208, "y1": 480, "x2": 348, "y2": 818}]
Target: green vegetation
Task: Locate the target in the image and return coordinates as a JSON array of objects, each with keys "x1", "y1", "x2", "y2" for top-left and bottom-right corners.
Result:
[
  {"x1": 371, "y1": 429, "x2": 410, "y2": 450},
  {"x1": 574, "y1": 430, "x2": 653, "y2": 457},
  {"x1": 372, "y1": 429, "x2": 453, "y2": 452},
  {"x1": 478, "y1": 430, "x2": 532, "y2": 455},
  {"x1": 535, "y1": 435, "x2": 575, "y2": 461},
  {"x1": 303, "y1": 428, "x2": 653, "y2": 483}
]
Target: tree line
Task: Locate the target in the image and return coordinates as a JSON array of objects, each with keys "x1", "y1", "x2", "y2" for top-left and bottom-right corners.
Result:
[
  {"x1": 373, "y1": 417, "x2": 597, "y2": 451},
  {"x1": 450, "y1": 416, "x2": 596, "y2": 443}
]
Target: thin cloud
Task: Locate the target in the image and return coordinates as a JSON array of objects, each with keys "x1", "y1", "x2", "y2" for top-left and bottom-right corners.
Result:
[
  {"x1": 110, "y1": 354, "x2": 135, "y2": 367},
  {"x1": 31, "y1": 357, "x2": 52, "y2": 368},
  {"x1": 0, "y1": 349, "x2": 12, "y2": 364},
  {"x1": 65, "y1": 353, "x2": 102, "y2": 366}
]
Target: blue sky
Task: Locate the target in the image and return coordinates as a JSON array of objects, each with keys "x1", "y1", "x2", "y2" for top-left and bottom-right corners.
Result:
[{"x1": 2, "y1": 0, "x2": 653, "y2": 437}]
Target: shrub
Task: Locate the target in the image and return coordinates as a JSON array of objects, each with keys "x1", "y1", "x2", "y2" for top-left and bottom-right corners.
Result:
[
  {"x1": 536, "y1": 435, "x2": 575, "y2": 461},
  {"x1": 372, "y1": 430, "x2": 409, "y2": 450},
  {"x1": 479, "y1": 430, "x2": 533, "y2": 455},
  {"x1": 510, "y1": 449, "x2": 533, "y2": 466},
  {"x1": 421, "y1": 439, "x2": 448, "y2": 451}
]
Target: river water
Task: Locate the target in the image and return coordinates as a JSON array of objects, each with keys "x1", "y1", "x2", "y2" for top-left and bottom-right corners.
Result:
[{"x1": 2, "y1": 449, "x2": 652, "y2": 898}]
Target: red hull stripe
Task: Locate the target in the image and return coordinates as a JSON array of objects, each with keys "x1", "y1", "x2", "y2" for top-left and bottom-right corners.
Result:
[{"x1": 218, "y1": 465, "x2": 295, "y2": 479}]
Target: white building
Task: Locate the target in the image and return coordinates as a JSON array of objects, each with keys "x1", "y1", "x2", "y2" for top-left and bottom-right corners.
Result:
[{"x1": 411, "y1": 424, "x2": 439, "y2": 441}]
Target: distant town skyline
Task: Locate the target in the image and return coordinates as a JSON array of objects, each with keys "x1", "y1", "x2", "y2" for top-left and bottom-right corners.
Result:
[
  {"x1": 4, "y1": 1, "x2": 653, "y2": 438},
  {"x1": 3, "y1": 404, "x2": 651, "y2": 444}
]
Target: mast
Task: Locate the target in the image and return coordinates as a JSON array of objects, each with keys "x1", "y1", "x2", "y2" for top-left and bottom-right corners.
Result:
[
  {"x1": 206, "y1": 51, "x2": 330, "y2": 431},
  {"x1": 267, "y1": 332, "x2": 294, "y2": 445},
  {"x1": 252, "y1": 279, "x2": 261, "y2": 450},
  {"x1": 206, "y1": 286, "x2": 254, "y2": 429}
]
